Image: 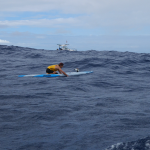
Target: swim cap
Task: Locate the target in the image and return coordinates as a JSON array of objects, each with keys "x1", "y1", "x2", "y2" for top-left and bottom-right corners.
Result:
[{"x1": 59, "y1": 63, "x2": 64, "y2": 66}]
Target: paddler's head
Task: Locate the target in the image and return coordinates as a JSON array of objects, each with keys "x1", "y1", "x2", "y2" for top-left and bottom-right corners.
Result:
[{"x1": 59, "y1": 62, "x2": 64, "y2": 68}]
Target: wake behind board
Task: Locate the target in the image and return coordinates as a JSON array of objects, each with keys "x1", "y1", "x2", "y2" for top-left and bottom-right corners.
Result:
[{"x1": 18, "y1": 71, "x2": 93, "y2": 77}]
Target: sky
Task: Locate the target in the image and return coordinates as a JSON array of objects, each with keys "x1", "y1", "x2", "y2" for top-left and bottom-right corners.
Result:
[{"x1": 0, "y1": 0, "x2": 150, "y2": 53}]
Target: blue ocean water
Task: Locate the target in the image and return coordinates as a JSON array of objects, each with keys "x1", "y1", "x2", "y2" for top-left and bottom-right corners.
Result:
[{"x1": 0, "y1": 45, "x2": 150, "y2": 150}]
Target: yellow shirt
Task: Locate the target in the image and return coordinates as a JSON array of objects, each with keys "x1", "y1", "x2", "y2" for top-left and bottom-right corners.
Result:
[{"x1": 47, "y1": 64, "x2": 58, "y2": 71}]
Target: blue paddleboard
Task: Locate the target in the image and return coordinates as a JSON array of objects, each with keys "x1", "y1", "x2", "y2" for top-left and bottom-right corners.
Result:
[{"x1": 18, "y1": 71, "x2": 93, "y2": 77}]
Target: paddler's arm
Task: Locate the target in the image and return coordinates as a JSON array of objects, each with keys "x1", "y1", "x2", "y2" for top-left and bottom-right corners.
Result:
[
  {"x1": 59, "y1": 69, "x2": 68, "y2": 77},
  {"x1": 56, "y1": 65, "x2": 68, "y2": 77}
]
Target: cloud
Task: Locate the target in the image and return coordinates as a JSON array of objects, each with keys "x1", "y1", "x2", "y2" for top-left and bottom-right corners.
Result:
[
  {"x1": 0, "y1": 24, "x2": 9, "y2": 28},
  {"x1": 36, "y1": 35, "x2": 45, "y2": 39},
  {"x1": 10, "y1": 31, "x2": 34, "y2": 36},
  {"x1": 0, "y1": 39, "x2": 10, "y2": 44},
  {"x1": 0, "y1": 15, "x2": 149, "y2": 33},
  {"x1": 0, "y1": 18, "x2": 79, "y2": 28},
  {"x1": 0, "y1": 0, "x2": 150, "y2": 30},
  {"x1": 0, "y1": 0, "x2": 150, "y2": 14},
  {"x1": 54, "y1": 28, "x2": 72, "y2": 34}
]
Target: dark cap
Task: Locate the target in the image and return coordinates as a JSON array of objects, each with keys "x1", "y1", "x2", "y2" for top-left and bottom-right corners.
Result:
[{"x1": 59, "y1": 63, "x2": 64, "y2": 66}]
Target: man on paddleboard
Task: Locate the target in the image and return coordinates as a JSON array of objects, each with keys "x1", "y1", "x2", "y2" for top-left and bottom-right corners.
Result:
[{"x1": 46, "y1": 63, "x2": 68, "y2": 77}]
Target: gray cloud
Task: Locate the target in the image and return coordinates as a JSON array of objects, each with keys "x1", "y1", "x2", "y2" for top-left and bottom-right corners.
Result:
[
  {"x1": 1, "y1": 0, "x2": 150, "y2": 14},
  {"x1": 0, "y1": 18, "x2": 79, "y2": 29},
  {"x1": 0, "y1": 24, "x2": 9, "y2": 28},
  {"x1": 0, "y1": 0, "x2": 150, "y2": 30}
]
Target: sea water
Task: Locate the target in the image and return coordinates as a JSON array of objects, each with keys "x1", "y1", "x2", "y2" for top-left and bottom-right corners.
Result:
[{"x1": 0, "y1": 45, "x2": 150, "y2": 150}]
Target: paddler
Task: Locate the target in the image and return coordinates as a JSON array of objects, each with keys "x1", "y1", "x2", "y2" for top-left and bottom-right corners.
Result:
[{"x1": 46, "y1": 63, "x2": 68, "y2": 77}]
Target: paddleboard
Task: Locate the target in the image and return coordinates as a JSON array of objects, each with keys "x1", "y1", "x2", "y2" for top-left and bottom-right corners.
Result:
[{"x1": 18, "y1": 71, "x2": 93, "y2": 77}]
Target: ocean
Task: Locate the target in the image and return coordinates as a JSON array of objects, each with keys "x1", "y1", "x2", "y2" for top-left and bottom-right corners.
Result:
[{"x1": 0, "y1": 45, "x2": 150, "y2": 150}]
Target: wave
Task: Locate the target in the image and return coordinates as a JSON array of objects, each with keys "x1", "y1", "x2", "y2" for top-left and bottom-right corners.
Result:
[{"x1": 106, "y1": 137, "x2": 150, "y2": 150}]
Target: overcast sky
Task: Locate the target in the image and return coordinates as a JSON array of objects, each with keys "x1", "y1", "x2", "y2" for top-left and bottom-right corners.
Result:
[{"x1": 0, "y1": 0, "x2": 150, "y2": 52}]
